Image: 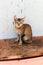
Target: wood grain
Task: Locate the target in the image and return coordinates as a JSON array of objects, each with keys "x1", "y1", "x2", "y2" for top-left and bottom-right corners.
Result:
[{"x1": 0, "y1": 36, "x2": 43, "y2": 60}]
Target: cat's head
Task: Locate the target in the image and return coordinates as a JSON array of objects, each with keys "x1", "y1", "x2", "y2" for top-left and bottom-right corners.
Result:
[{"x1": 14, "y1": 16, "x2": 25, "y2": 28}]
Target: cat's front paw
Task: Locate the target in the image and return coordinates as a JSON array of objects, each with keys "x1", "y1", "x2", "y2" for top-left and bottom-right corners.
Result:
[
  {"x1": 19, "y1": 41, "x2": 22, "y2": 45},
  {"x1": 15, "y1": 38, "x2": 19, "y2": 42}
]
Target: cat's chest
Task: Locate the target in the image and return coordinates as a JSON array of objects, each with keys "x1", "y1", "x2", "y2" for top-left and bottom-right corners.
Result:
[{"x1": 16, "y1": 28, "x2": 24, "y2": 35}]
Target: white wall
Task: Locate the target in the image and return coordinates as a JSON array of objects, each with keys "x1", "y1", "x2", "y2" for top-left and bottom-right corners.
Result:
[
  {"x1": 0, "y1": 0, "x2": 43, "y2": 39},
  {"x1": 24, "y1": 0, "x2": 43, "y2": 36}
]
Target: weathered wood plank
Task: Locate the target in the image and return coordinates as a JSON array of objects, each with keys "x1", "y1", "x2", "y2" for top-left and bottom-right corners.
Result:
[{"x1": 0, "y1": 36, "x2": 43, "y2": 60}]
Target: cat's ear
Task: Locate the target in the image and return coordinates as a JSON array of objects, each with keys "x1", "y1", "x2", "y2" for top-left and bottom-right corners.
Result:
[
  {"x1": 22, "y1": 17, "x2": 26, "y2": 20},
  {"x1": 14, "y1": 15, "x2": 17, "y2": 21},
  {"x1": 21, "y1": 17, "x2": 26, "y2": 22}
]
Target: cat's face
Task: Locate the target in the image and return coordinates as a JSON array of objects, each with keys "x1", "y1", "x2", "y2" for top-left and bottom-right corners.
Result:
[{"x1": 14, "y1": 16, "x2": 25, "y2": 28}]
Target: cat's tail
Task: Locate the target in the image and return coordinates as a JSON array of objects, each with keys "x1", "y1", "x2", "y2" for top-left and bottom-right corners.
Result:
[{"x1": 22, "y1": 39, "x2": 32, "y2": 44}]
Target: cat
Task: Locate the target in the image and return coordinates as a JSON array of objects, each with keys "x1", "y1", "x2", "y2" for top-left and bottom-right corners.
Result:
[{"x1": 13, "y1": 16, "x2": 32, "y2": 45}]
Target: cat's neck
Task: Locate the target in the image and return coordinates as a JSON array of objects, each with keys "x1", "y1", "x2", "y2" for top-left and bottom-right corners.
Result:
[{"x1": 15, "y1": 24, "x2": 24, "y2": 29}]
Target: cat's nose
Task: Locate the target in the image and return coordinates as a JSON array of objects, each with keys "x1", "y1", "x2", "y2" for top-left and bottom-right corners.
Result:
[{"x1": 18, "y1": 23, "x2": 20, "y2": 25}]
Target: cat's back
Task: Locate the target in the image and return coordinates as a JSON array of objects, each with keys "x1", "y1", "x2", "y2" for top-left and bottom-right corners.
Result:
[
  {"x1": 24, "y1": 24, "x2": 31, "y2": 29},
  {"x1": 23, "y1": 24, "x2": 32, "y2": 33}
]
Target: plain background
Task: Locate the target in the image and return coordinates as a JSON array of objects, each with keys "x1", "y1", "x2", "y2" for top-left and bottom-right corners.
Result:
[{"x1": 0, "y1": 0, "x2": 43, "y2": 39}]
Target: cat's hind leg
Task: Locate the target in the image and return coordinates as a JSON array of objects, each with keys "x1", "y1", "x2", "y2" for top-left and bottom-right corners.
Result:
[{"x1": 23, "y1": 35, "x2": 32, "y2": 43}]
